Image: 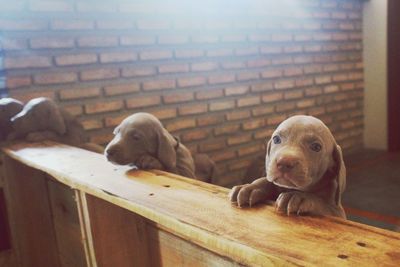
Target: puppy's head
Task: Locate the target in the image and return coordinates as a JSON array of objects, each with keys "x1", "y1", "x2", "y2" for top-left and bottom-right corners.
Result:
[
  {"x1": 265, "y1": 115, "x2": 345, "y2": 198},
  {"x1": 0, "y1": 98, "x2": 24, "y2": 140},
  {"x1": 105, "y1": 112, "x2": 177, "y2": 169},
  {"x1": 11, "y1": 97, "x2": 66, "y2": 137}
]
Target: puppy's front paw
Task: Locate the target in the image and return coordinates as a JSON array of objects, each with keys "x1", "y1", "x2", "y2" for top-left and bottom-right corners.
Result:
[
  {"x1": 229, "y1": 184, "x2": 267, "y2": 207},
  {"x1": 275, "y1": 191, "x2": 319, "y2": 216},
  {"x1": 136, "y1": 155, "x2": 164, "y2": 170}
]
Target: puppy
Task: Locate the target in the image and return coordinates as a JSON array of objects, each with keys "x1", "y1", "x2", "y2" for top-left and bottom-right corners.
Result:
[
  {"x1": 193, "y1": 153, "x2": 218, "y2": 183},
  {"x1": 9, "y1": 97, "x2": 103, "y2": 153},
  {"x1": 229, "y1": 115, "x2": 346, "y2": 218},
  {"x1": 105, "y1": 112, "x2": 196, "y2": 179},
  {"x1": 0, "y1": 98, "x2": 24, "y2": 142}
]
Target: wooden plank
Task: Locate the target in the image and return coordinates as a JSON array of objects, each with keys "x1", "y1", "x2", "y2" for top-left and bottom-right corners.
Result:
[
  {"x1": 3, "y1": 142, "x2": 400, "y2": 266},
  {"x1": 0, "y1": 250, "x2": 18, "y2": 267},
  {"x1": 2, "y1": 156, "x2": 61, "y2": 267},
  {"x1": 85, "y1": 194, "x2": 151, "y2": 267},
  {"x1": 47, "y1": 179, "x2": 88, "y2": 267}
]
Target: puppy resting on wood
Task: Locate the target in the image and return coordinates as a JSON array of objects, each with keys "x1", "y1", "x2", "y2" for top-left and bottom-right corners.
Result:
[
  {"x1": 0, "y1": 98, "x2": 23, "y2": 142},
  {"x1": 8, "y1": 97, "x2": 103, "y2": 153},
  {"x1": 105, "y1": 112, "x2": 196, "y2": 179},
  {"x1": 229, "y1": 115, "x2": 346, "y2": 218}
]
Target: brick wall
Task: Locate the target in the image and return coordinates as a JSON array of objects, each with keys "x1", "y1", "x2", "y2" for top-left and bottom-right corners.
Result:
[{"x1": 0, "y1": 0, "x2": 364, "y2": 186}]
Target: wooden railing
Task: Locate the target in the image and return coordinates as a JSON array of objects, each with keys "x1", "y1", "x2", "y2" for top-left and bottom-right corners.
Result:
[{"x1": 1, "y1": 142, "x2": 400, "y2": 267}]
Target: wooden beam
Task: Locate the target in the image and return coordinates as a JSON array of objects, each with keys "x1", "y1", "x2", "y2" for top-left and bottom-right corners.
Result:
[{"x1": 2, "y1": 142, "x2": 400, "y2": 266}]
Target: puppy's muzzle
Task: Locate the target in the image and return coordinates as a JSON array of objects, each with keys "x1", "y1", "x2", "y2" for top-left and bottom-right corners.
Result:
[
  {"x1": 105, "y1": 146, "x2": 119, "y2": 161},
  {"x1": 276, "y1": 155, "x2": 299, "y2": 173}
]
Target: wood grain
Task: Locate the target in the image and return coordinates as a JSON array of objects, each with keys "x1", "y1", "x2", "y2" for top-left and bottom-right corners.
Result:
[{"x1": 3, "y1": 142, "x2": 400, "y2": 267}]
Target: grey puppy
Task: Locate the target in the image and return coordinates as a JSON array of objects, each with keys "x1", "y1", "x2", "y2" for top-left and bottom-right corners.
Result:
[
  {"x1": 0, "y1": 98, "x2": 24, "y2": 141},
  {"x1": 193, "y1": 153, "x2": 218, "y2": 183},
  {"x1": 229, "y1": 115, "x2": 346, "y2": 218},
  {"x1": 105, "y1": 112, "x2": 196, "y2": 179},
  {"x1": 9, "y1": 97, "x2": 103, "y2": 153}
]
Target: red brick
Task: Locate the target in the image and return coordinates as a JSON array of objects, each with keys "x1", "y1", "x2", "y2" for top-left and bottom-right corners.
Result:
[
  {"x1": 85, "y1": 100, "x2": 124, "y2": 114},
  {"x1": 262, "y1": 92, "x2": 283, "y2": 103},
  {"x1": 29, "y1": 1, "x2": 73, "y2": 12},
  {"x1": 80, "y1": 68, "x2": 119, "y2": 81},
  {"x1": 192, "y1": 35, "x2": 219, "y2": 44},
  {"x1": 77, "y1": 2, "x2": 117, "y2": 13},
  {"x1": 274, "y1": 80, "x2": 295, "y2": 90},
  {"x1": 181, "y1": 130, "x2": 209, "y2": 142},
  {"x1": 0, "y1": 19, "x2": 47, "y2": 31},
  {"x1": 143, "y1": 79, "x2": 175, "y2": 91},
  {"x1": 96, "y1": 20, "x2": 133, "y2": 29},
  {"x1": 284, "y1": 67, "x2": 303, "y2": 77},
  {"x1": 34, "y1": 72, "x2": 77, "y2": 85},
  {"x1": 222, "y1": 61, "x2": 249, "y2": 70},
  {"x1": 275, "y1": 102, "x2": 296, "y2": 112},
  {"x1": 267, "y1": 114, "x2": 287, "y2": 125},
  {"x1": 272, "y1": 57, "x2": 293, "y2": 65},
  {"x1": 252, "y1": 106, "x2": 274, "y2": 116},
  {"x1": 100, "y1": 52, "x2": 137, "y2": 63},
  {"x1": 122, "y1": 66, "x2": 156, "y2": 77},
  {"x1": 294, "y1": 33, "x2": 313, "y2": 42},
  {"x1": 4, "y1": 56, "x2": 51, "y2": 69},
  {"x1": 214, "y1": 124, "x2": 240, "y2": 136},
  {"x1": 140, "y1": 50, "x2": 173, "y2": 60},
  {"x1": 55, "y1": 54, "x2": 97, "y2": 66},
  {"x1": 179, "y1": 104, "x2": 208, "y2": 115},
  {"x1": 10, "y1": 90, "x2": 55, "y2": 103},
  {"x1": 341, "y1": 83, "x2": 356, "y2": 91},
  {"x1": 211, "y1": 150, "x2": 236, "y2": 162},
  {"x1": 59, "y1": 87, "x2": 101, "y2": 100},
  {"x1": 284, "y1": 45, "x2": 303, "y2": 53},
  {"x1": 104, "y1": 114, "x2": 130, "y2": 127},
  {"x1": 89, "y1": 133, "x2": 114, "y2": 145},
  {"x1": 237, "y1": 96, "x2": 261, "y2": 107},
  {"x1": 303, "y1": 22, "x2": 321, "y2": 30},
  {"x1": 209, "y1": 100, "x2": 235, "y2": 111},
  {"x1": 222, "y1": 34, "x2": 246, "y2": 43},
  {"x1": 120, "y1": 36, "x2": 156, "y2": 46},
  {"x1": 251, "y1": 82, "x2": 274, "y2": 92},
  {"x1": 63, "y1": 105, "x2": 83, "y2": 116},
  {"x1": 260, "y1": 46, "x2": 282, "y2": 54},
  {"x1": 249, "y1": 34, "x2": 271, "y2": 42},
  {"x1": 207, "y1": 48, "x2": 233, "y2": 57},
  {"x1": 237, "y1": 72, "x2": 259, "y2": 81},
  {"x1": 51, "y1": 20, "x2": 94, "y2": 30},
  {"x1": 296, "y1": 77, "x2": 314, "y2": 87},
  {"x1": 163, "y1": 92, "x2": 194, "y2": 104},
  {"x1": 309, "y1": 107, "x2": 325, "y2": 116},
  {"x1": 196, "y1": 89, "x2": 224, "y2": 100},
  {"x1": 305, "y1": 87, "x2": 323, "y2": 96},
  {"x1": 315, "y1": 75, "x2": 332, "y2": 85},
  {"x1": 238, "y1": 144, "x2": 261, "y2": 157},
  {"x1": 304, "y1": 44, "x2": 322, "y2": 53},
  {"x1": 225, "y1": 86, "x2": 249, "y2": 96},
  {"x1": 78, "y1": 36, "x2": 118, "y2": 47},
  {"x1": 177, "y1": 77, "x2": 206, "y2": 88},
  {"x1": 226, "y1": 110, "x2": 251, "y2": 121},
  {"x1": 293, "y1": 55, "x2": 313, "y2": 64},
  {"x1": 324, "y1": 85, "x2": 340, "y2": 94},
  {"x1": 126, "y1": 95, "x2": 161, "y2": 109},
  {"x1": 197, "y1": 114, "x2": 224, "y2": 126},
  {"x1": 235, "y1": 46, "x2": 259, "y2": 56},
  {"x1": 228, "y1": 134, "x2": 252, "y2": 146},
  {"x1": 229, "y1": 159, "x2": 252, "y2": 171},
  {"x1": 158, "y1": 35, "x2": 189, "y2": 44},
  {"x1": 297, "y1": 99, "x2": 315, "y2": 108},
  {"x1": 261, "y1": 69, "x2": 283, "y2": 79},
  {"x1": 81, "y1": 119, "x2": 103, "y2": 130},
  {"x1": 191, "y1": 62, "x2": 219, "y2": 72},
  {"x1": 149, "y1": 108, "x2": 177, "y2": 120},
  {"x1": 165, "y1": 119, "x2": 196, "y2": 132},
  {"x1": 6, "y1": 76, "x2": 32, "y2": 89},
  {"x1": 284, "y1": 90, "x2": 303, "y2": 100},
  {"x1": 30, "y1": 37, "x2": 74, "y2": 49},
  {"x1": 1, "y1": 38, "x2": 28, "y2": 50},
  {"x1": 175, "y1": 49, "x2": 204, "y2": 58},
  {"x1": 242, "y1": 118, "x2": 265, "y2": 130},
  {"x1": 272, "y1": 34, "x2": 292, "y2": 42},
  {"x1": 137, "y1": 20, "x2": 170, "y2": 30},
  {"x1": 247, "y1": 58, "x2": 270, "y2": 68},
  {"x1": 304, "y1": 64, "x2": 323, "y2": 74},
  {"x1": 199, "y1": 140, "x2": 226, "y2": 152},
  {"x1": 104, "y1": 83, "x2": 140, "y2": 96},
  {"x1": 159, "y1": 63, "x2": 189, "y2": 74}
]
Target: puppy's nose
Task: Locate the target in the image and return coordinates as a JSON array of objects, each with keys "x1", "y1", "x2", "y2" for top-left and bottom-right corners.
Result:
[
  {"x1": 276, "y1": 156, "x2": 298, "y2": 172},
  {"x1": 105, "y1": 147, "x2": 117, "y2": 158}
]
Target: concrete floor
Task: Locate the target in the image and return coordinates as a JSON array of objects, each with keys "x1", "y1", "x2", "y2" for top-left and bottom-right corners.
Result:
[{"x1": 342, "y1": 149, "x2": 400, "y2": 231}]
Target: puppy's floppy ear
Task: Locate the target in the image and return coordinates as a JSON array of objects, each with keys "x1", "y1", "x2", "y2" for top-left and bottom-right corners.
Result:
[
  {"x1": 264, "y1": 138, "x2": 272, "y2": 169},
  {"x1": 332, "y1": 144, "x2": 346, "y2": 205},
  {"x1": 157, "y1": 128, "x2": 177, "y2": 170}
]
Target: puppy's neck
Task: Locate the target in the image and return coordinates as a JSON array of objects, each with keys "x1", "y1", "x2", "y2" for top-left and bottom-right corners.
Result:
[{"x1": 305, "y1": 169, "x2": 338, "y2": 204}]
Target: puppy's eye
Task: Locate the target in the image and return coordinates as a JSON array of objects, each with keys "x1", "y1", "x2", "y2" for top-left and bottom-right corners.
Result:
[
  {"x1": 272, "y1": 135, "x2": 281, "y2": 144},
  {"x1": 130, "y1": 132, "x2": 141, "y2": 141},
  {"x1": 310, "y1": 142, "x2": 322, "y2": 152}
]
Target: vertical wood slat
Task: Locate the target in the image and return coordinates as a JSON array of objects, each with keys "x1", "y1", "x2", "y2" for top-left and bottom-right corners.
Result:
[
  {"x1": 85, "y1": 194, "x2": 151, "y2": 267},
  {"x1": 2, "y1": 157, "x2": 61, "y2": 267}
]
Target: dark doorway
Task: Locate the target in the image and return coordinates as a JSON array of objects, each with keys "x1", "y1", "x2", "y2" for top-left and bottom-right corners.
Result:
[{"x1": 388, "y1": 0, "x2": 400, "y2": 151}]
